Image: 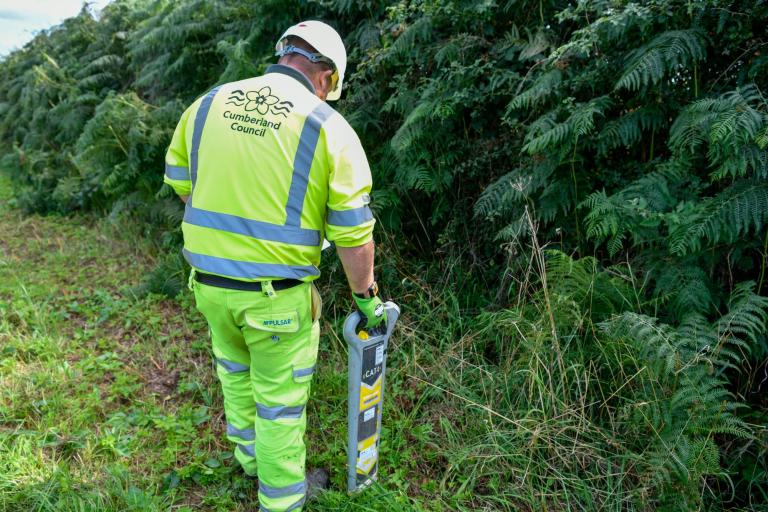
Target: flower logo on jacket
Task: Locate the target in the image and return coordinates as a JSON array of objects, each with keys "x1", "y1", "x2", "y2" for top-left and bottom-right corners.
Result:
[
  {"x1": 244, "y1": 87, "x2": 279, "y2": 114},
  {"x1": 226, "y1": 88, "x2": 294, "y2": 117}
]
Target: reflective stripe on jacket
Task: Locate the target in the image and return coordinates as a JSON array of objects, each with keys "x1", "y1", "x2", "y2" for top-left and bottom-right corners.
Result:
[{"x1": 163, "y1": 64, "x2": 375, "y2": 282}]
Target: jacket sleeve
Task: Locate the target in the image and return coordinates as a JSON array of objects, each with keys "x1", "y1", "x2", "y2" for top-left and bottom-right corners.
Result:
[
  {"x1": 323, "y1": 115, "x2": 375, "y2": 247},
  {"x1": 163, "y1": 104, "x2": 195, "y2": 196}
]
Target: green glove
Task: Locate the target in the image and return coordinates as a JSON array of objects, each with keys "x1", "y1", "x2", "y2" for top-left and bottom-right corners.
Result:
[{"x1": 353, "y1": 294, "x2": 387, "y2": 330}]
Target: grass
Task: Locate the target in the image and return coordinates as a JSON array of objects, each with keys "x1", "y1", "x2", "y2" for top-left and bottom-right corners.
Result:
[
  {"x1": 1, "y1": 171, "x2": 765, "y2": 511},
  {"x1": 0, "y1": 172, "x2": 446, "y2": 511}
]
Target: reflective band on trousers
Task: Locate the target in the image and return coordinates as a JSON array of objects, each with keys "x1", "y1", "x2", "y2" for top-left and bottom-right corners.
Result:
[
  {"x1": 237, "y1": 443, "x2": 255, "y2": 457},
  {"x1": 184, "y1": 206, "x2": 320, "y2": 246},
  {"x1": 227, "y1": 424, "x2": 255, "y2": 441},
  {"x1": 292, "y1": 366, "x2": 315, "y2": 379},
  {"x1": 260, "y1": 496, "x2": 306, "y2": 512},
  {"x1": 259, "y1": 480, "x2": 306, "y2": 499},
  {"x1": 285, "y1": 103, "x2": 336, "y2": 227},
  {"x1": 165, "y1": 164, "x2": 189, "y2": 181},
  {"x1": 184, "y1": 249, "x2": 320, "y2": 280},
  {"x1": 256, "y1": 403, "x2": 305, "y2": 420},
  {"x1": 216, "y1": 358, "x2": 249, "y2": 373},
  {"x1": 326, "y1": 205, "x2": 373, "y2": 227}
]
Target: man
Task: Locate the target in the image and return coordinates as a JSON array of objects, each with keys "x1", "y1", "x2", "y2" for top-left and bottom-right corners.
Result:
[{"x1": 162, "y1": 20, "x2": 386, "y2": 512}]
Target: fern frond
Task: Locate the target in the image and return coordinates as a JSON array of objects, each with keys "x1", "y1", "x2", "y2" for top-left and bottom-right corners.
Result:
[
  {"x1": 522, "y1": 118, "x2": 571, "y2": 154},
  {"x1": 507, "y1": 69, "x2": 562, "y2": 111},
  {"x1": 671, "y1": 85, "x2": 768, "y2": 179},
  {"x1": 714, "y1": 281, "x2": 768, "y2": 358},
  {"x1": 390, "y1": 101, "x2": 434, "y2": 153},
  {"x1": 389, "y1": 15, "x2": 433, "y2": 58},
  {"x1": 598, "y1": 105, "x2": 665, "y2": 155},
  {"x1": 474, "y1": 168, "x2": 530, "y2": 218},
  {"x1": 571, "y1": 96, "x2": 612, "y2": 136},
  {"x1": 616, "y1": 29, "x2": 706, "y2": 91},
  {"x1": 655, "y1": 263, "x2": 714, "y2": 318},
  {"x1": 581, "y1": 164, "x2": 679, "y2": 256},
  {"x1": 544, "y1": 250, "x2": 634, "y2": 318},
  {"x1": 668, "y1": 180, "x2": 768, "y2": 255}
]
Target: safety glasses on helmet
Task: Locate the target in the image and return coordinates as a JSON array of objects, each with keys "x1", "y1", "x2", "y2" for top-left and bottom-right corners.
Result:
[{"x1": 275, "y1": 41, "x2": 340, "y2": 93}]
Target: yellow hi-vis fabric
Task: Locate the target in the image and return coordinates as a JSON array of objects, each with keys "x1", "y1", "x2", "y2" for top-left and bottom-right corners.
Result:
[{"x1": 163, "y1": 64, "x2": 374, "y2": 282}]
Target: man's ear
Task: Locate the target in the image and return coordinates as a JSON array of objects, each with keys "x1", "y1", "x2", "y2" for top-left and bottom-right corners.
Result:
[{"x1": 320, "y1": 69, "x2": 334, "y2": 95}]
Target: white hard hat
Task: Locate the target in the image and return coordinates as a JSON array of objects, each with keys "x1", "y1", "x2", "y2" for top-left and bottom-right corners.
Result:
[{"x1": 275, "y1": 20, "x2": 347, "y2": 101}]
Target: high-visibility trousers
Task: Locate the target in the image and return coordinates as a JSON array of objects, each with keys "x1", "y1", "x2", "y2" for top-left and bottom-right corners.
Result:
[{"x1": 192, "y1": 278, "x2": 322, "y2": 512}]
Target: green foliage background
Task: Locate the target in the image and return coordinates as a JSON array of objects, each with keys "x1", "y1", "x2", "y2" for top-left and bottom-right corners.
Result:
[{"x1": 1, "y1": 0, "x2": 767, "y2": 510}]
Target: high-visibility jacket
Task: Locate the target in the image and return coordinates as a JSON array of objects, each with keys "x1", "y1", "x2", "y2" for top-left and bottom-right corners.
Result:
[{"x1": 163, "y1": 64, "x2": 375, "y2": 282}]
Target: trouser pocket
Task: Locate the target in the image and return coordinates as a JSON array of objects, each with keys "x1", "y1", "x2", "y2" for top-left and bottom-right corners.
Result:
[
  {"x1": 244, "y1": 309, "x2": 300, "y2": 334},
  {"x1": 240, "y1": 284, "x2": 320, "y2": 405}
]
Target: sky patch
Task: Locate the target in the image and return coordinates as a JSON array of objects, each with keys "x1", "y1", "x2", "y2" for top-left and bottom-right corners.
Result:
[{"x1": 0, "y1": 1, "x2": 112, "y2": 57}]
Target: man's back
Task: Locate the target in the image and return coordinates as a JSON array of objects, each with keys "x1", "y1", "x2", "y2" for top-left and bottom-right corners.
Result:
[{"x1": 164, "y1": 64, "x2": 375, "y2": 282}]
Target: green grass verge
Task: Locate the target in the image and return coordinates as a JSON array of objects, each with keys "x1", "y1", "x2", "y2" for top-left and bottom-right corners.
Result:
[
  {"x1": 0, "y1": 173, "x2": 441, "y2": 511},
  {"x1": 1, "y1": 171, "x2": 763, "y2": 511}
]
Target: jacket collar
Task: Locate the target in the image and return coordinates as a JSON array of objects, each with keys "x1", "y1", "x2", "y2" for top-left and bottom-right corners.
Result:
[{"x1": 265, "y1": 64, "x2": 316, "y2": 94}]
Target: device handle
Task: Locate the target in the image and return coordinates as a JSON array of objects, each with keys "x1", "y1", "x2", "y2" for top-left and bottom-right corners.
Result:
[{"x1": 343, "y1": 301, "x2": 400, "y2": 344}]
